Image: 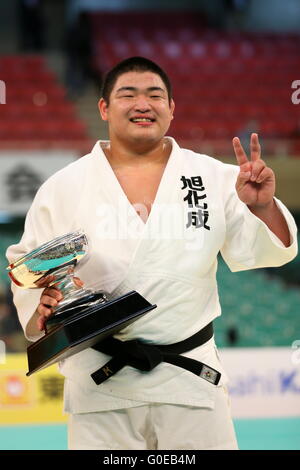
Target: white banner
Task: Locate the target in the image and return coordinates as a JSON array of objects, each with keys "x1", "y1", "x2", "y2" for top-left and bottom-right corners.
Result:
[
  {"x1": 0, "y1": 152, "x2": 77, "y2": 215},
  {"x1": 220, "y1": 347, "x2": 300, "y2": 418}
]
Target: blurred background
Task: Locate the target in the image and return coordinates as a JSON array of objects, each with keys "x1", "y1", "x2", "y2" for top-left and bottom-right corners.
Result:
[{"x1": 0, "y1": 0, "x2": 299, "y2": 450}]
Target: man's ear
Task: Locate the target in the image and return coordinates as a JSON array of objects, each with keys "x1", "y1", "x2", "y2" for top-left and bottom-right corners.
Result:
[
  {"x1": 170, "y1": 99, "x2": 175, "y2": 120},
  {"x1": 98, "y1": 98, "x2": 109, "y2": 121}
]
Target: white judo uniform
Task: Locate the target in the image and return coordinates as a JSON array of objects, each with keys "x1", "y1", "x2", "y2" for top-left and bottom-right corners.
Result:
[{"x1": 6, "y1": 137, "x2": 298, "y2": 449}]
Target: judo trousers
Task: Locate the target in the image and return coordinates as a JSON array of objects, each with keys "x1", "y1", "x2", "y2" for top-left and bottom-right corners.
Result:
[{"x1": 67, "y1": 386, "x2": 238, "y2": 450}]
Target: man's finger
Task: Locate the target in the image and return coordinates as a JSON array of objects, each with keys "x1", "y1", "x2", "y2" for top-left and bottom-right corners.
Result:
[
  {"x1": 37, "y1": 304, "x2": 52, "y2": 317},
  {"x1": 232, "y1": 137, "x2": 248, "y2": 166},
  {"x1": 37, "y1": 316, "x2": 45, "y2": 331},
  {"x1": 43, "y1": 287, "x2": 63, "y2": 301},
  {"x1": 256, "y1": 166, "x2": 274, "y2": 184},
  {"x1": 73, "y1": 277, "x2": 84, "y2": 288},
  {"x1": 40, "y1": 295, "x2": 59, "y2": 308},
  {"x1": 250, "y1": 159, "x2": 265, "y2": 182},
  {"x1": 235, "y1": 170, "x2": 251, "y2": 192},
  {"x1": 37, "y1": 314, "x2": 48, "y2": 331},
  {"x1": 36, "y1": 305, "x2": 53, "y2": 332},
  {"x1": 250, "y1": 133, "x2": 261, "y2": 161}
]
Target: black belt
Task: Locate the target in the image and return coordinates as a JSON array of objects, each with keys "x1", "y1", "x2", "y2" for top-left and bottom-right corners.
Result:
[{"x1": 91, "y1": 322, "x2": 221, "y2": 386}]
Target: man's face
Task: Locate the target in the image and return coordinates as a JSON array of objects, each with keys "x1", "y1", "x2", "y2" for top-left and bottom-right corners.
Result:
[{"x1": 98, "y1": 71, "x2": 175, "y2": 147}]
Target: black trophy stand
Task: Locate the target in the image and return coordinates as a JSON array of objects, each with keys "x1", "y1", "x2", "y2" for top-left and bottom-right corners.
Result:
[{"x1": 26, "y1": 291, "x2": 156, "y2": 375}]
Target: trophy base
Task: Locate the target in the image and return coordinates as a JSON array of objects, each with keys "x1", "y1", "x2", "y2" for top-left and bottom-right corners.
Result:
[
  {"x1": 45, "y1": 291, "x2": 107, "y2": 331},
  {"x1": 26, "y1": 291, "x2": 156, "y2": 376}
]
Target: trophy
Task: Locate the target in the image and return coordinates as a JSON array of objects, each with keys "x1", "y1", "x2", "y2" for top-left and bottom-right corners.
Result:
[{"x1": 7, "y1": 230, "x2": 156, "y2": 375}]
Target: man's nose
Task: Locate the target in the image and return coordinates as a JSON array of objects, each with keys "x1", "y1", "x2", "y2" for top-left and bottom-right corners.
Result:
[{"x1": 134, "y1": 95, "x2": 151, "y2": 111}]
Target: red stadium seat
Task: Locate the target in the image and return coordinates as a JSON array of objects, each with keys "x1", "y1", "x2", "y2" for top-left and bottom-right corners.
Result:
[{"x1": 0, "y1": 55, "x2": 89, "y2": 145}]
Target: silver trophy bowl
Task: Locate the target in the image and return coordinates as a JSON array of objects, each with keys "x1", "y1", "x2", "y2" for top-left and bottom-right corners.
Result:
[{"x1": 7, "y1": 230, "x2": 107, "y2": 330}]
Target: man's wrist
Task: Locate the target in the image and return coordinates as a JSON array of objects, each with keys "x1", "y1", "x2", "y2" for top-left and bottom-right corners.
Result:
[{"x1": 247, "y1": 198, "x2": 275, "y2": 216}]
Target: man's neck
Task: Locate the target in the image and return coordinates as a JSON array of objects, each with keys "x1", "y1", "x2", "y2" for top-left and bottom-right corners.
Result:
[{"x1": 103, "y1": 137, "x2": 171, "y2": 170}]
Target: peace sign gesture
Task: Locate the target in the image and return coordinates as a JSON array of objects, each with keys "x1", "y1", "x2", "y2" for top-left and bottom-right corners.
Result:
[{"x1": 233, "y1": 133, "x2": 275, "y2": 209}]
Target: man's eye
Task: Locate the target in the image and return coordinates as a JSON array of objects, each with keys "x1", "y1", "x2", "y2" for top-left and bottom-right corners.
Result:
[
  {"x1": 123, "y1": 95, "x2": 134, "y2": 98},
  {"x1": 151, "y1": 95, "x2": 161, "y2": 98}
]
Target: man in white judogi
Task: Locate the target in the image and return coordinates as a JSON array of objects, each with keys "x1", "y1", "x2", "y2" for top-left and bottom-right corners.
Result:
[{"x1": 6, "y1": 57, "x2": 297, "y2": 450}]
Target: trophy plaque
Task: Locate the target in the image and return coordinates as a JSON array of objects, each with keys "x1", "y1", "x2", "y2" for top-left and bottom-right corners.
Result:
[{"x1": 7, "y1": 230, "x2": 156, "y2": 375}]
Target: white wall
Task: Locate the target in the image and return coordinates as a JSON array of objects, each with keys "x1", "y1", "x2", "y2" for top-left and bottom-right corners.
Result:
[{"x1": 220, "y1": 347, "x2": 300, "y2": 418}]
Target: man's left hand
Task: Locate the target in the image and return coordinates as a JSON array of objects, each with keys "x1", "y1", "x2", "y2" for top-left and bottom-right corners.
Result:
[{"x1": 233, "y1": 133, "x2": 275, "y2": 209}]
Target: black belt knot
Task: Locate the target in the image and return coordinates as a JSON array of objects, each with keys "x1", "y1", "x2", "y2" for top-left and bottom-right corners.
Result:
[
  {"x1": 114, "y1": 339, "x2": 163, "y2": 371},
  {"x1": 91, "y1": 336, "x2": 163, "y2": 385},
  {"x1": 91, "y1": 322, "x2": 221, "y2": 386}
]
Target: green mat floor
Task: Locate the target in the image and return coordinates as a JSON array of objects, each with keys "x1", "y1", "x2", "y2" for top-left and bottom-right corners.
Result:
[{"x1": 0, "y1": 418, "x2": 299, "y2": 450}]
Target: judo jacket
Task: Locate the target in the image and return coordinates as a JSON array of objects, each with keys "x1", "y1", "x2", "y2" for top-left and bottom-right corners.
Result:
[{"x1": 6, "y1": 137, "x2": 298, "y2": 412}]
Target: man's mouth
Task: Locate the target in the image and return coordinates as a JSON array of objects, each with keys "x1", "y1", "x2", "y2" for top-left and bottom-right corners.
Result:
[{"x1": 130, "y1": 117, "x2": 155, "y2": 123}]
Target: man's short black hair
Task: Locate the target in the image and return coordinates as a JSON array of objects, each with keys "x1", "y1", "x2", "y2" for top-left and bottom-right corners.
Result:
[{"x1": 101, "y1": 56, "x2": 173, "y2": 105}]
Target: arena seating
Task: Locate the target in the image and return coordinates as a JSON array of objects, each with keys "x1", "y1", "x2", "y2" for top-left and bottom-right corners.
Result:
[
  {"x1": 0, "y1": 55, "x2": 89, "y2": 146},
  {"x1": 89, "y1": 12, "x2": 300, "y2": 152},
  {"x1": 215, "y1": 252, "x2": 300, "y2": 347},
  {"x1": 1, "y1": 19, "x2": 299, "y2": 153}
]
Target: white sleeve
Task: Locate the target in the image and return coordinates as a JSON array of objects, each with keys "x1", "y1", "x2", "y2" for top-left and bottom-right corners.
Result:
[
  {"x1": 6, "y1": 183, "x2": 57, "y2": 342},
  {"x1": 220, "y1": 166, "x2": 298, "y2": 272},
  {"x1": 6, "y1": 156, "x2": 90, "y2": 342}
]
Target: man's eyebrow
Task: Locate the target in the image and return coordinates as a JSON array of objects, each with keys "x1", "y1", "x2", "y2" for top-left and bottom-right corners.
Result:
[
  {"x1": 116, "y1": 86, "x2": 136, "y2": 93},
  {"x1": 147, "y1": 87, "x2": 166, "y2": 93},
  {"x1": 115, "y1": 86, "x2": 166, "y2": 94}
]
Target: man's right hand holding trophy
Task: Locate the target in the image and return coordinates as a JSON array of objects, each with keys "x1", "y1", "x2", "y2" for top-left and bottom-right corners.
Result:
[{"x1": 36, "y1": 273, "x2": 84, "y2": 332}]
